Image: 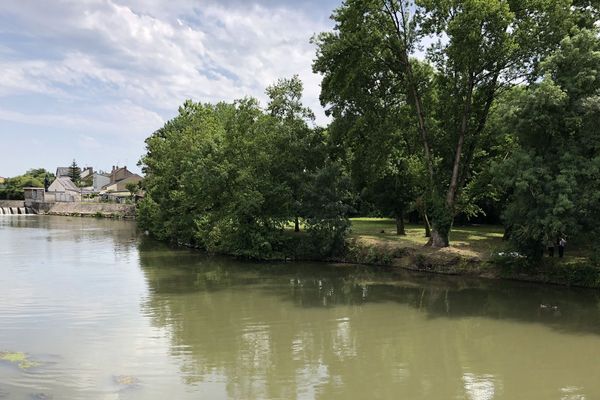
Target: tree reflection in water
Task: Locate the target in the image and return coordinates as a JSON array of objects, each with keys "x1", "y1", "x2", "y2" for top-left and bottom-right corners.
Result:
[{"x1": 138, "y1": 237, "x2": 600, "y2": 400}]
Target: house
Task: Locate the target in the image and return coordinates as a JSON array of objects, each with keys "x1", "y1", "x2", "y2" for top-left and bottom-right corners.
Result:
[
  {"x1": 23, "y1": 187, "x2": 46, "y2": 207},
  {"x1": 104, "y1": 174, "x2": 142, "y2": 192},
  {"x1": 56, "y1": 167, "x2": 75, "y2": 177},
  {"x1": 93, "y1": 172, "x2": 111, "y2": 192},
  {"x1": 80, "y1": 167, "x2": 93, "y2": 180},
  {"x1": 91, "y1": 166, "x2": 143, "y2": 202},
  {"x1": 103, "y1": 166, "x2": 142, "y2": 192},
  {"x1": 47, "y1": 177, "x2": 81, "y2": 202},
  {"x1": 108, "y1": 166, "x2": 137, "y2": 184}
]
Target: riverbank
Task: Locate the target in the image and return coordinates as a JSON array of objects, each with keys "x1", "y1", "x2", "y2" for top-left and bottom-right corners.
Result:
[
  {"x1": 340, "y1": 218, "x2": 600, "y2": 288},
  {"x1": 42, "y1": 202, "x2": 135, "y2": 218}
]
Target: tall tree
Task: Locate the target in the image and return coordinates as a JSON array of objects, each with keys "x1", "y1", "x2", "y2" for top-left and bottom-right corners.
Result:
[
  {"x1": 313, "y1": 0, "x2": 580, "y2": 247},
  {"x1": 265, "y1": 75, "x2": 315, "y2": 232},
  {"x1": 69, "y1": 159, "x2": 81, "y2": 184}
]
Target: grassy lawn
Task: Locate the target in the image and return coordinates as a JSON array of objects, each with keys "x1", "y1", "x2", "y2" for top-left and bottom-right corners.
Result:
[
  {"x1": 349, "y1": 218, "x2": 507, "y2": 260},
  {"x1": 349, "y1": 217, "x2": 593, "y2": 263}
]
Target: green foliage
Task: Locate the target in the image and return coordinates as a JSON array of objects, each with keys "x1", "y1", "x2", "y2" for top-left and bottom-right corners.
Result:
[
  {"x1": 125, "y1": 182, "x2": 138, "y2": 198},
  {"x1": 69, "y1": 159, "x2": 81, "y2": 184},
  {"x1": 494, "y1": 28, "x2": 600, "y2": 260},
  {"x1": 313, "y1": 0, "x2": 589, "y2": 246},
  {"x1": 138, "y1": 81, "x2": 351, "y2": 259},
  {"x1": 494, "y1": 254, "x2": 600, "y2": 288},
  {"x1": 302, "y1": 160, "x2": 354, "y2": 257},
  {"x1": 0, "y1": 168, "x2": 52, "y2": 199}
]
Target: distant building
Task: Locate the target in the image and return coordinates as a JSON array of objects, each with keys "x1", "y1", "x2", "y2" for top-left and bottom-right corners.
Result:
[
  {"x1": 56, "y1": 167, "x2": 75, "y2": 178},
  {"x1": 47, "y1": 177, "x2": 81, "y2": 202},
  {"x1": 0, "y1": 176, "x2": 5, "y2": 184},
  {"x1": 93, "y1": 172, "x2": 111, "y2": 192},
  {"x1": 80, "y1": 167, "x2": 94, "y2": 180},
  {"x1": 104, "y1": 175, "x2": 143, "y2": 192},
  {"x1": 23, "y1": 187, "x2": 45, "y2": 207},
  {"x1": 109, "y1": 166, "x2": 137, "y2": 184}
]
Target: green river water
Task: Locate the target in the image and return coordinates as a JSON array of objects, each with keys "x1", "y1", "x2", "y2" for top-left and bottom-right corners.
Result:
[{"x1": 1, "y1": 215, "x2": 599, "y2": 399}]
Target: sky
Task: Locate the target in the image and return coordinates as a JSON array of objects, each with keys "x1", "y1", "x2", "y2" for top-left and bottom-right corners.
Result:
[{"x1": 0, "y1": 0, "x2": 341, "y2": 177}]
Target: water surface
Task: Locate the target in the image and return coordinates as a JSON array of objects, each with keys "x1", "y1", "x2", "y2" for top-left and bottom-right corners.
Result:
[{"x1": 1, "y1": 216, "x2": 600, "y2": 399}]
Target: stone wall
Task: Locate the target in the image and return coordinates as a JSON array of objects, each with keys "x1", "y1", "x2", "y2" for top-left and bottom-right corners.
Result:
[
  {"x1": 43, "y1": 202, "x2": 136, "y2": 219},
  {"x1": 0, "y1": 200, "x2": 26, "y2": 208}
]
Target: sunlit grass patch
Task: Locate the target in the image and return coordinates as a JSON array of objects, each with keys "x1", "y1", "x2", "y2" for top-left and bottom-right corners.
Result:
[{"x1": 349, "y1": 218, "x2": 506, "y2": 260}]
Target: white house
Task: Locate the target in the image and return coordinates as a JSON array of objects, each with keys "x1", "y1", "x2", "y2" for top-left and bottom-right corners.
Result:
[{"x1": 47, "y1": 177, "x2": 81, "y2": 202}]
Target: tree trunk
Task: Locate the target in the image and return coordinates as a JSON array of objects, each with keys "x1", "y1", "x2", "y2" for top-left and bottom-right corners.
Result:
[
  {"x1": 294, "y1": 216, "x2": 300, "y2": 232},
  {"x1": 423, "y1": 211, "x2": 431, "y2": 237},
  {"x1": 446, "y1": 74, "x2": 474, "y2": 209},
  {"x1": 502, "y1": 225, "x2": 511, "y2": 241},
  {"x1": 395, "y1": 213, "x2": 405, "y2": 235},
  {"x1": 430, "y1": 228, "x2": 449, "y2": 248},
  {"x1": 383, "y1": 1, "x2": 434, "y2": 181}
]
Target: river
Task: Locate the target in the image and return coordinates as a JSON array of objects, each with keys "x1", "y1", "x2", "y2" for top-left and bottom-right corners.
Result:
[{"x1": 1, "y1": 215, "x2": 599, "y2": 399}]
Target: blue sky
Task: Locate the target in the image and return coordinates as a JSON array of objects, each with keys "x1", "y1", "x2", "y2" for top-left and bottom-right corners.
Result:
[{"x1": 0, "y1": 0, "x2": 340, "y2": 177}]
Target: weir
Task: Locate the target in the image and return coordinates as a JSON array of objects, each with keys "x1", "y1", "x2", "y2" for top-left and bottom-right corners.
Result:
[{"x1": 0, "y1": 207, "x2": 35, "y2": 215}]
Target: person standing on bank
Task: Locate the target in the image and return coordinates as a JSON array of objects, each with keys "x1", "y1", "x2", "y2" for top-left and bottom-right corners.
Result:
[{"x1": 558, "y1": 236, "x2": 567, "y2": 258}]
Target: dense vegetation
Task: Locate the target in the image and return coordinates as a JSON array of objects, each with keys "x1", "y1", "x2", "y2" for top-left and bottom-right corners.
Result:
[
  {"x1": 0, "y1": 169, "x2": 54, "y2": 200},
  {"x1": 138, "y1": 77, "x2": 352, "y2": 259},
  {"x1": 139, "y1": 0, "x2": 599, "y2": 265}
]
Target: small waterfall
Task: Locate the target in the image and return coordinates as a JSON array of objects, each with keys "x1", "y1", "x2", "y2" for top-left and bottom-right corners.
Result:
[{"x1": 0, "y1": 206, "x2": 33, "y2": 215}]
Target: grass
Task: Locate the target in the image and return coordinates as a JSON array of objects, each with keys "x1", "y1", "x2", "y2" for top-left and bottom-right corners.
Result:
[
  {"x1": 289, "y1": 217, "x2": 591, "y2": 267},
  {"x1": 349, "y1": 218, "x2": 506, "y2": 260}
]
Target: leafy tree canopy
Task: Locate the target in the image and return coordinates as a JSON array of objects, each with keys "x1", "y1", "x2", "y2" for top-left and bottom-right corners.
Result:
[
  {"x1": 138, "y1": 81, "x2": 352, "y2": 259},
  {"x1": 313, "y1": 0, "x2": 595, "y2": 246},
  {"x1": 493, "y1": 28, "x2": 600, "y2": 259}
]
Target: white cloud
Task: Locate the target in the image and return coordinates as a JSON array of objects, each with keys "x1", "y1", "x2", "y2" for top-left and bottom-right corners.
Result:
[
  {"x1": 0, "y1": 0, "x2": 331, "y2": 120},
  {"x1": 0, "y1": 102, "x2": 163, "y2": 139},
  {"x1": 0, "y1": 0, "x2": 335, "y2": 175}
]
